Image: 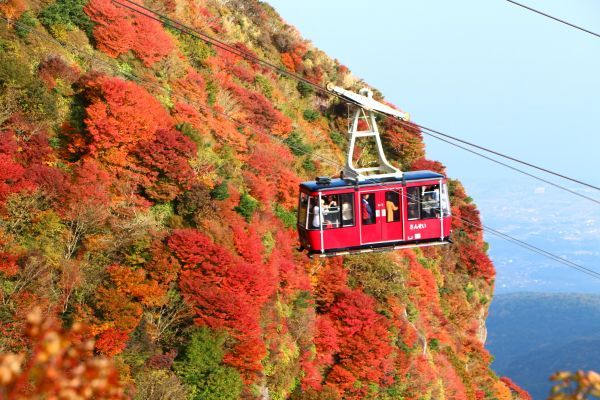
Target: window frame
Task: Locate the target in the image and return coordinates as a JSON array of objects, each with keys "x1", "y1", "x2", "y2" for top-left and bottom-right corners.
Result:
[
  {"x1": 385, "y1": 190, "x2": 401, "y2": 223},
  {"x1": 305, "y1": 192, "x2": 356, "y2": 230}
]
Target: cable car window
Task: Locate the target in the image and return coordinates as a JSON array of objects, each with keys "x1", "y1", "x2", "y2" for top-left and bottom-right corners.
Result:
[
  {"x1": 385, "y1": 191, "x2": 400, "y2": 222},
  {"x1": 441, "y1": 184, "x2": 451, "y2": 217},
  {"x1": 307, "y1": 196, "x2": 321, "y2": 229},
  {"x1": 322, "y1": 195, "x2": 340, "y2": 228},
  {"x1": 361, "y1": 193, "x2": 376, "y2": 225},
  {"x1": 340, "y1": 193, "x2": 355, "y2": 227},
  {"x1": 407, "y1": 187, "x2": 420, "y2": 220},
  {"x1": 298, "y1": 193, "x2": 309, "y2": 229},
  {"x1": 421, "y1": 185, "x2": 440, "y2": 219}
]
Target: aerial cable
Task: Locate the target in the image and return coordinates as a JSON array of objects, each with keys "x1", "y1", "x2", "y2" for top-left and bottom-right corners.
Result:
[
  {"x1": 409, "y1": 122, "x2": 600, "y2": 192},
  {"x1": 505, "y1": 0, "x2": 600, "y2": 39},
  {"x1": 420, "y1": 129, "x2": 600, "y2": 205},
  {"x1": 115, "y1": 0, "x2": 600, "y2": 195},
  {"x1": 110, "y1": 0, "x2": 326, "y2": 94},
  {"x1": 460, "y1": 218, "x2": 600, "y2": 281},
  {"x1": 6, "y1": 15, "x2": 599, "y2": 283}
]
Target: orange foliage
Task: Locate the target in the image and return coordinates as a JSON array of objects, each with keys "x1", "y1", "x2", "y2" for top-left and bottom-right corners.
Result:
[
  {"x1": 382, "y1": 119, "x2": 425, "y2": 167},
  {"x1": 224, "y1": 81, "x2": 292, "y2": 136},
  {"x1": 0, "y1": 131, "x2": 35, "y2": 205},
  {"x1": 80, "y1": 74, "x2": 172, "y2": 156},
  {"x1": 169, "y1": 229, "x2": 278, "y2": 381},
  {"x1": 85, "y1": 0, "x2": 173, "y2": 66},
  {"x1": 501, "y1": 377, "x2": 532, "y2": 400},
  {"x1": 245, "y1": 139, "x2": 299, "y2": 208},
  {"x1": 0, "y1": 0, "x2": 25, "y2": 21},
  {"x1": 325, "y1": 288, "x2": 394, "y2": 397},
  {"x1": 411, "y1": 158, "x2": 447, "y2": 175},
  {"x1": 0, "y1": 308, "x2": 127, "y2": 399}
]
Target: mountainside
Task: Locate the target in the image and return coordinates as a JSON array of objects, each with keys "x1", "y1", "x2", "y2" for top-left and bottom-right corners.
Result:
[
  {"x1": 487, "y1": 292, "x2": 600, "y2": 400},
  {"x1": 0, "y1": 0, "x2": 528, "y2": 398}
]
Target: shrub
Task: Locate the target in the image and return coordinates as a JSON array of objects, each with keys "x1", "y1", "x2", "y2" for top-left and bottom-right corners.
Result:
[
  {"x1": 210, "y1": 181, "x2": 229, "y2": 200},
  {"x1": 274, "y1": 203, "x2": 296, "y2": 228},
  {"x1": 302, "y1": 109, "x2": 319, "y2": 122},
  {"x1": 38, "y1": 0, "x2": 93, "y2": 35},
  {"x1": 296, "y1": 80, "x2": 314, "y2": 98},
  {"x1": 175, "y1": 328, "x2": 243, "y2": 400},
  {"x1": 175, "y1": 185, "x2": 213, "y2": 224},
  {"x1": 15, "y1": 11, "x2": 36, "y2": 38},
  {"x1": 283, "y1": 130, "x2": 312, "y2": 156},
  {"x1": 302, "y1": 158, "x2": 316, "y2": 173},
  {"x1": 178, "y1": 34, "x2": 214, "y2": 69},
  {"x1": 254, "y1": 75, "x2": 273, "y2": 99},
  {"x1": 234, "y1": 193, "x2": 259, "y2": 222}
]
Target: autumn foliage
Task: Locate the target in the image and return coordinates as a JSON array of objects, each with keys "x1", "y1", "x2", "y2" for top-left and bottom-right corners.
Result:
[
  {"x1": 85, "y1": 0, "x2": 173, "y2": 66},
  {"x1": 0, "y1": 308, "x2": 126, "y2": 399}
]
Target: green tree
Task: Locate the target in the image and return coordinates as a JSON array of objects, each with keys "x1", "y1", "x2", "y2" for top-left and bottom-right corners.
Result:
[
  {"x1": 234, "y1": 193, "x2": 259, "y2": 222},
  {"x1": 175, "y1": 328, "x2": 243, "y2": 400},
  {"x1": 38, "y1": 0, "x2": 93, "y2": 34}
]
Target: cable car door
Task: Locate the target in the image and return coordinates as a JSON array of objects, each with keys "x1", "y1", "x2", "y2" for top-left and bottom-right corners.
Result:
[
  {"x1": 359, "y1": 190, "x2": 382, "y2": 244},
  {"x1": 381, "y1": 188, "x2": 403, "y2": 242}
]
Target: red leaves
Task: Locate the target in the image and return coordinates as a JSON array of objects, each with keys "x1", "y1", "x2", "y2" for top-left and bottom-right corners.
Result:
[
  {"x1": 0, "y1": 308, "x2": 127, "y2": 399},
  {"x1": 0, "y1": 154, "x2": 27, "y2": 204},
  {"x1": 0, "y1": 131, "x2": 34, "y2": 204},
  {"x1": 81, "y1": 74, "x2": 172, "y2": 157},
  {"x1": 85, "y1": 0, "x2": 173, "y2": 66},
  {"x1": 458, "y1": 242, "x2": 495, "y2": 282},
  {"x1": 74, "y1": 75, "x2": 195, "y2": 201},
  {"x1": 38, "y1": 57, "x2": 80, "y2": 89},
  {"x1": 245, "y1": 141, "x2": 299, "y2": 208},
  {"x1": 95, "y1": 327, "x2": 130, "y2": 356},
  {"x1": 169, "y1": 229, "x2": 278, "y2": 381},
  {"x1": 314, "y1": 316, "x2": 339, "y2": 367},
  {"x1": 168, "y1": 228, "x2": 228, "y2": 269},
  {"x1": 134, "y1": 128, "x2": 196, "y2": 202},
  {"x1": 225, "y1": 81, "x2": 292, "y2": 136},
  {"x1": 0, "y1": 251, "x2": 19, "y2": 277},
  {"x1": 411, "y1": 158, "x2": 447, "y2": 175}
]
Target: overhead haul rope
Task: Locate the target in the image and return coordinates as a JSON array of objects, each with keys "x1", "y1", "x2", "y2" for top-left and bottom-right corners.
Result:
[
  {"x1": 505, "y1": 0, "x2": 600, "y2": 39},
  {"x1": 5, "y1": 16, "x2": 599, "y2": 282},
  {"x1": 114, "y1": 0, "x2": 600, "y2": 197}
]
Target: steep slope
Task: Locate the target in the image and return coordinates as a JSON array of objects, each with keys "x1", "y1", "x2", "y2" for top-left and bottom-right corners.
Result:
[{"x1": 0, "y1": 0, "x2": 527, "y2": 399}]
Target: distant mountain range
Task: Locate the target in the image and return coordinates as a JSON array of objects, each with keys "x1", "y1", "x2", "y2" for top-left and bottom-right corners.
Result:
[{"x1": 486, "y1": 292, "x2": 600, "y2": 400}]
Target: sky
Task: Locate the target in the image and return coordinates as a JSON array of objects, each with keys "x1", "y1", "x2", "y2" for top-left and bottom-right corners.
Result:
[{"x1": 268, "y1": 0, "x2": 600, "y2": 292}]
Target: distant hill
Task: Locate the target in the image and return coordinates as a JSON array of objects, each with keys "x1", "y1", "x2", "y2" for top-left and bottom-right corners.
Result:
[{"x1": 486, "y1": 292, "x2": 600, "y2": 399}]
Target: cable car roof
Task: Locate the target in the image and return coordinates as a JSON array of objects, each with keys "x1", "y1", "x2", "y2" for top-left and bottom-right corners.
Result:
[{"x1": 300, "y1": 170, "x2": 445, "y2": 192}]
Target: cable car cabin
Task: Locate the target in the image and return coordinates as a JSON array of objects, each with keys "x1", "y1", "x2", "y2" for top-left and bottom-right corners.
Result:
[{"x1": 297, "y1": 171, "x2": 452, "y2": 257}]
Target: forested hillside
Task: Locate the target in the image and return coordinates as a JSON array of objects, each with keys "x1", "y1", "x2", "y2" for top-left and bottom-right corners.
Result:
[{"x1": 0, "y1": 0, "x2": 528, "y2": 398}]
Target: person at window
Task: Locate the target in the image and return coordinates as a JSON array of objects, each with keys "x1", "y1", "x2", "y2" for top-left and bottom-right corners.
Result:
[
  {"x1": 386, "y1": 192, "x2": 399, "y2": 222},
  {"x1": 324, "y1": 196, "x2": 337, "y2": 208},
  {"x1": 342, "y1": 201, "x2": 353, "y2": 222},
  {"x1": 322, "y1": 196, "x2": 340, "y2": 228},
  {"x1": 312, "y1": 198, "x2": 324, "y2": 228},
  {"x1": 361, "y1": 194, "x2": 374, "y2": 224},
  {"x1": 421, "y1": 192, "x2": 435, "y2": 218}
]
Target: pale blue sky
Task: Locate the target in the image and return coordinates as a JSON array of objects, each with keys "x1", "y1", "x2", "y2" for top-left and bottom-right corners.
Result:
[{"x1": 269, "y1": 0, "x2": 600, "y2": 291}]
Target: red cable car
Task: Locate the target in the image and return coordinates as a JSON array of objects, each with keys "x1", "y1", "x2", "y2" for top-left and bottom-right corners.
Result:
[{"x1": 297, "y1": 86, "x2": 452, "y2": 257}]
